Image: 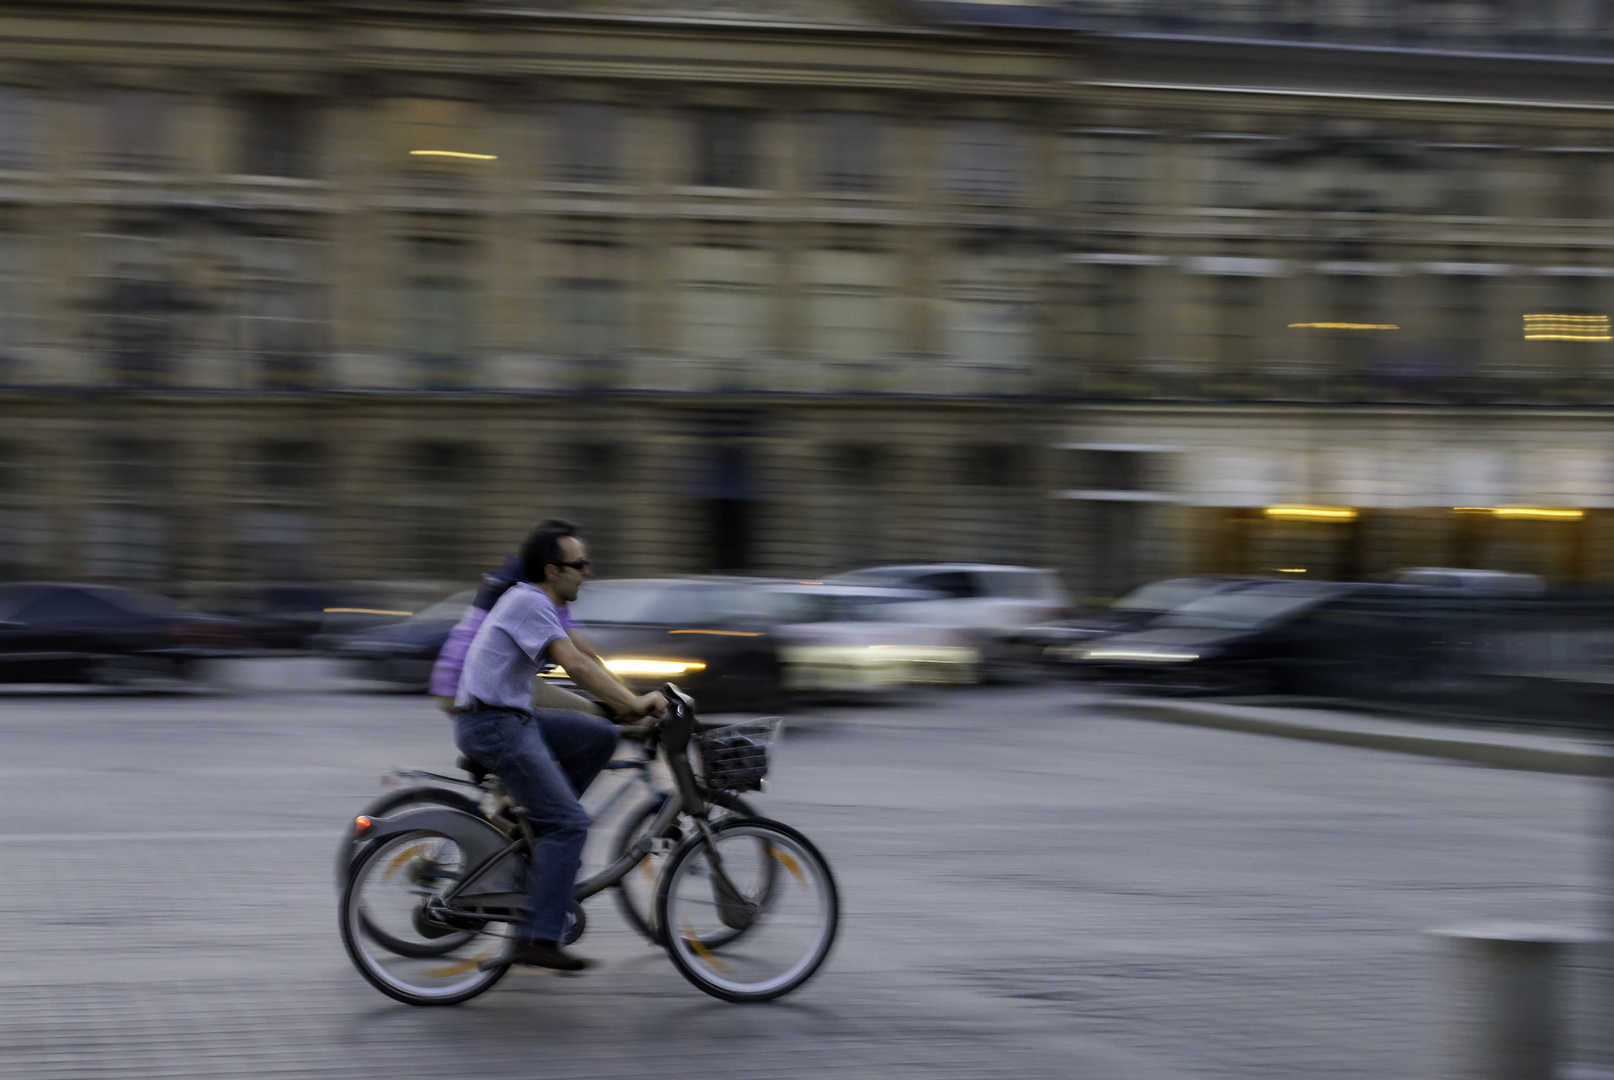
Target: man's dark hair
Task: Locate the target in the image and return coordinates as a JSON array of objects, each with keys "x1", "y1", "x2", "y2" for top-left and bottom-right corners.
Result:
[{"x1": 520, "y1": 519, "x2": 583, "y2": 583}]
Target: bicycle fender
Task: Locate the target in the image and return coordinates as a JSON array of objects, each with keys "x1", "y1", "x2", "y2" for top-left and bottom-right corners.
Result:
[{"x1": 357, "y1": 806, "x2": 511, "y2": 870}]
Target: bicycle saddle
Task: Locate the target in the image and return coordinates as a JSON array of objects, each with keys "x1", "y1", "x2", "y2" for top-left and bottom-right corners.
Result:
[{"x1": 456, "y1": 755, "x2": 491, "y2": 783}]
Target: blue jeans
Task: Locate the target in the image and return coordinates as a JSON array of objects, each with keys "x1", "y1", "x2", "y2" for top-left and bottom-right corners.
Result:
[{"x1": 453, "y1": 707, "x2": 620, "y2": 942}]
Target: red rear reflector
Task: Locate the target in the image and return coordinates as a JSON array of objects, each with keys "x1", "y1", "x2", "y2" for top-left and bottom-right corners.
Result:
[{"x1": 354, "y1": 815, "x2": 373, "y2": 835}]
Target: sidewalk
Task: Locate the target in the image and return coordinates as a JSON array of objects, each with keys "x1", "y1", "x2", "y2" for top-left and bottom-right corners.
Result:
[{"x1": 1104, "y1": 696, "x2": 1614, "y2": 776}]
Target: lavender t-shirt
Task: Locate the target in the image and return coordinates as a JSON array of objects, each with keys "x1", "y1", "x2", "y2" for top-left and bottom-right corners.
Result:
[
  {"x1": 429, "y1": 600, "x2": 575, "y2": 699},
  {"x1": 451, "y1": 585, "x2": 576, "y2": 709}
]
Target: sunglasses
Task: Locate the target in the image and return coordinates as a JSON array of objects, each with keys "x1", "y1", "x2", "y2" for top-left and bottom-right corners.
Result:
[{"x1": 555, "y1": 559, "x2": 592, "y2": 572}]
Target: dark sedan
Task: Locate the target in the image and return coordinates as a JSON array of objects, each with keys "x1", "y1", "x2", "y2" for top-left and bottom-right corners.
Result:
[
  {"x1": 559, "y1": 578, "x2": 807, "y2": 713},
  {"x1": 1027, "y1": 576, "x2": 1265, "y2": 671},
  {"x1": 0, "y1": 582, "x2": 245, "y2": 686},
  {"x1": 1071, "y1": 579, "x2": 1435, "y2": 695}
]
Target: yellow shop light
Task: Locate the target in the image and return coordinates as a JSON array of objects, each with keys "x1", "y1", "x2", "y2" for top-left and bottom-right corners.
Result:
[
  {"x1": 1263, "y1": 505, "x2": 1358, "y2": 522},
  {"x1": 1523, "y1": 314, "x2": 1611, "y2": 341},
  {"x1": 1450, "y1": 506, "x2": 1585, "y2": 520},
  {"x1": 1288, "y1": 322, "x2": 1399, "y2": 330}
]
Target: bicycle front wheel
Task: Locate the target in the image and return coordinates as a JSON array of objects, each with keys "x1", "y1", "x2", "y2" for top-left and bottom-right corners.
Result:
[
  {"x1": 612, "y1": 792, "x2": 757, "y2": 944},
  {"x1": 655, "y1": 817, "x2": 837, "y2": 1003}
]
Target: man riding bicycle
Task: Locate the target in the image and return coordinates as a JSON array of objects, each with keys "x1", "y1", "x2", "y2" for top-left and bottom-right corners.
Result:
[{"x1": 454, "y1": 519, "x2": 666, "y2": 971}]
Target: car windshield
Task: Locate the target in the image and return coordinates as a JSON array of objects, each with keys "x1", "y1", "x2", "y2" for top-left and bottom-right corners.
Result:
[
  {"x1": 1153, "y1": 585, "x2": 1337, "y2": 630},
  {"x1": 570, "y1": 581, "x2": 806, "y2": 626},
  {"x1": 412, "y1": 591, "x2": 475, "y2": 622},
  {"x1": 1113, "y1": 578, "x2": 1227, "y2": 612},
  {"x1": 790, "y1": 591, "x2": 915, "y2": 623},
  {"x1": 0, "y1": 585, "x2": 47, "y2": 621},
  {"x1": 106, "y1": 589, "x2": 195, "y2": 617},
  {"x1": 835, "y1": 568, "x2": 916, "y2": 587}
]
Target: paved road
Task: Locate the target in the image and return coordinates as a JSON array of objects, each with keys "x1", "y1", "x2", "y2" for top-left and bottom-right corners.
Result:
[{"x1": 1, "y1": 678, "x2": 1604, "y2": 1079}]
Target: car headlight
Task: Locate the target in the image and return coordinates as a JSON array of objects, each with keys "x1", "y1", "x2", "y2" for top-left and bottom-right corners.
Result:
[
  {"x1": 1078, "y1": 647, "x2": 1201, "y2": 663},
  {"x1": 544, "y1": 659, "x2": 708, "y2": 679}
]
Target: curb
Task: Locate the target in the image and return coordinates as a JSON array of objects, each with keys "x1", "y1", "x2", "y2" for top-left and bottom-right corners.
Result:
[{"x1": 1106, "y1": 699, "x2": 1614, "y2": 777}]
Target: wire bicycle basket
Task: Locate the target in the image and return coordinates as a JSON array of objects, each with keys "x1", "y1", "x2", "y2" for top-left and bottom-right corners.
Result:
[{"x1": 697, "y1": 717, "x2": 782, "y2": 792}]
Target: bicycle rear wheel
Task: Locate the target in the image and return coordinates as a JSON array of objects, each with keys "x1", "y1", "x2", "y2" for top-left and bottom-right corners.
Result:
[
  {"x1": 655, "y1": 817, "x2": 837, "y2": 1003},
  {"x1": 339, "y1": 787, "x2": 484, "y2": 958},
  {"x1": 340, "y1": 830, "x2": 511, "y2": 1006}
]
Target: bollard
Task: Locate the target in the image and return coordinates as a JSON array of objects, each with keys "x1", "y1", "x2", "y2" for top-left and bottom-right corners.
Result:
[{"x1": 1435, "y1": 925, "x2": 1571, "y2": 1080}]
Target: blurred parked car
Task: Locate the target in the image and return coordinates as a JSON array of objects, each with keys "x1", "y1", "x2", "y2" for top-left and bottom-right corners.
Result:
[
  {"x1": 212, "y1": 584, "x2": 403, "y2": 651},
  {"x1": 0, "y1": 582, "x2": 245, "y2": 686},
  {"x1": 324, "y1": 590, "x2": 474, "y2": 690},
  {"x1": 1072, "y1": 579, "x2": 1436, "y2": 696},
  {"x1": 770, "y1": 582, "x2": 977, "y2": 695},
  {"x1": 1031, "y1": 576, "x2": 1265, "y2": 671},
  {"x1": 557, "y1": 577, "x2": 805, "y2": 712},
  {"x1": 831, "y1": 564, "x2": 1070, "y2": 681}
]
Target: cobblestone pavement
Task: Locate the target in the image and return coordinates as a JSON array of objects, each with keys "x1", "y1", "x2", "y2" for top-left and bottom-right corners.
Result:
[{"x1": 0, "y1": 679, "x2": 1604, "y2": 1079}]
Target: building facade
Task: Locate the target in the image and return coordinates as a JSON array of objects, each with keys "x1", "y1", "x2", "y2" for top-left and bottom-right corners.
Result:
[{"x1": 0, "y1": 0, "x2": 1613, "y2": 597}]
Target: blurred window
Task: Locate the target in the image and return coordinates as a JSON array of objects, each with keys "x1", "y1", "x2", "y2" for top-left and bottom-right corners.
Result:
[
  {"x1": 88, "y1": 438, "x2": 171, "y2": 583},
  {"x1": 236, "y1": 237, "x2": 323, "y2": 389},
  {"x1": 0, "y1": 88, "x2": 32, "y2": 170},
  {"x1": 1321, "y1": 271, "x2": 1384, "y2": 376},
  {"x1": 15, "y1": 588, "x2": 121, "y2": 626},
  {"x1": 945, "y1": 241, "x2": 1038, "y2": 371},
  {"x1": 1202, "y1": 143, "x2": 1268, "y2": 209},
  {"x1": 551, "y1": 228, "x2": 625, "y2": 365},
  {"x1": 235, "y1": 441, "x2": 324, "y2": 579},
  {"x1": 395, "y1": 442, "x2": 479, "y2": 576},
  {"x1": 403, "y1": 237, "x2": 473, "y2": 386},
  {"x1": 692, "y1": 109, "x2": 755, "y2": 188},
  {"x1": 826, "y1": 443, "x2": 892, "y2": 566},
  {"x1": 1550, "y1": 154, "x2": 1602, "y2": 220},
  {"x1": 0, "y1": 231, "x2": 30, "y2": 367},
  {"x1": 678, "y1": 242, "x2": 769, "y2": 361},
  {"x1": 83, "y1": 509, "x2": 170, "y2": 580},
  {"x1": 959, "y1": 444, "x2": 1020, "y2": 488},
  {"x1": 816, "y1": 112, "x2": 880, "y2": 193},
  {"x1": 1083, "y1": 449, "x2": 1145, "y2": 491},
  {"x1": 1079, "y1": 138, "x2": 1147, "y2": 206},
  {"x1": 553, "y1": 103, "x2": 620, "y2": 184},
  {"x1": 946, "y1": 296, "x2": 1032, "y2": 369},
  {"x1": 1208, "y1": 274, "x2": 1261, "y2": 369},
  {"x1": 1088, "y1": 264, "x2": 1141, "y2": 365},
  {"x1": 804, "y1": 248, "x2": 895, "y2": 362},
  {"x1": 241, "y1": 95, "x2": 315, "y2": 179},
  {"x1": 0, "y1": 442, "x2": 43, "y2": 580},
  {"x1": 1437, "y1": 151, "x2": 1490, "y2": 216},
  {"x1": 103, "y1": 90, "x2": 169, "y2": 173},
  {"x1": 947, "y1": 121, "x2": 1021, "y2": 202},
  {"x1": 102, "y1": 233, "x2": 181, "y2": 386},
  {"x1": 1436, "y1": 274, "x2": 1487, "y2": 374}
]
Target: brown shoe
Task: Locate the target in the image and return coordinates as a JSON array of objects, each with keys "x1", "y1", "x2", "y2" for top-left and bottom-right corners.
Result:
[{"x1": 507, "y1": 939, "x2": 595, "y2": 972}]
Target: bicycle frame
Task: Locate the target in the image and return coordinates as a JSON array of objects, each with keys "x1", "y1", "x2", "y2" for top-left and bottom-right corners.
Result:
[{"x1": 433, "y1": 686, "x2": 722, "y2": 917}]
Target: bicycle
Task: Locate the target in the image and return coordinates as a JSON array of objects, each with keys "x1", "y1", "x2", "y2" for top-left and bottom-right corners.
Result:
[
  {"x1": 338, "y1": 684, "x2": 837, "y2": 1004},
  {"x1": 337, "y1": 722, "x2": 759, "y2": 953}
]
